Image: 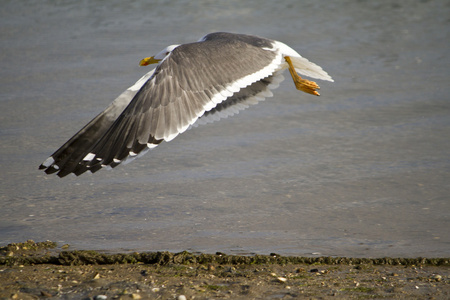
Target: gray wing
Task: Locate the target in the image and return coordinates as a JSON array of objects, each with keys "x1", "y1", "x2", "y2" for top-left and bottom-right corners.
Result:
[{"x1": 40, "y1": 34, "x2": 281, "y2": 177}]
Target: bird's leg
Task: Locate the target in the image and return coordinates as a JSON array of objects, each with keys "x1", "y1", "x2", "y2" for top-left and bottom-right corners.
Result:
[{"x1": 285, "y1": 56, "x2": 320, "y2": 96}]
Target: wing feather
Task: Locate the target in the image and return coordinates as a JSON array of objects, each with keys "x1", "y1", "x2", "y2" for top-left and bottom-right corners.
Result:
[{"x1": 39, "y1": 33, "x2": 312, "y2": 177}]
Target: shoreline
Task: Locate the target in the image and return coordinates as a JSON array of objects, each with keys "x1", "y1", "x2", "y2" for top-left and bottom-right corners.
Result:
[{"x1": 1, "y1": 241, "x2": 448, "y2": 299}]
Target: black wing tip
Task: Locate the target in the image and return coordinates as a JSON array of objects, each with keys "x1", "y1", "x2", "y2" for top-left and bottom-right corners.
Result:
[
  {"x1": 39, "y1": 138, "x2": 162, "y2": 178},
  {"x1": 39, "y1": 165, "x2": 87, "y2": 178},
  {"x1": 38, "y1": 156, "x2": 76, "y2": 178},
  {"x1": 38, "y1": 154, "x2": 124, "y2": 178}
]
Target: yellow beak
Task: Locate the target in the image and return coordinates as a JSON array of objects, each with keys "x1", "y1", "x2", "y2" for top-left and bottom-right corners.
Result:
[{"x1": 139, "y1": 56, "x2": 161, "y2": 66}]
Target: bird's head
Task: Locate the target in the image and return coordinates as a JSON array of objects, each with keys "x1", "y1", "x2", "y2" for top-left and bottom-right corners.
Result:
[{"x1": 139, "y1": 44, "x2": 180, "y2": 66}]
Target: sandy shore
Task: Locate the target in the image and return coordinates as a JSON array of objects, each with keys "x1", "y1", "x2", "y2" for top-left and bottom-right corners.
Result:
[{"x1": 1, "y1": 241, "x2": 448, "y2": 299}]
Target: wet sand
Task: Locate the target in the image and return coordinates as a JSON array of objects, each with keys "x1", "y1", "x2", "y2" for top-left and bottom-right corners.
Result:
[{"x1": 1, "y1": 241, "x2": 448, "y2": 299}]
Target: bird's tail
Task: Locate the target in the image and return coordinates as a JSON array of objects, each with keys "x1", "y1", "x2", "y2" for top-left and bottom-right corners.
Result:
[{"x1": 290, "y1": 56, "x2": 334, "y2": 82}]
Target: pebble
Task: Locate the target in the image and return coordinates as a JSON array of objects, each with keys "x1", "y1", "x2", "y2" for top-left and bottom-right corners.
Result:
[
  {"x1": 224, "y1": 266, "x2": 236, "y2": 273},
  {"x1": 177, "y1": 295, "x2": 187, "y2": 300},
  {"x1": 94, "y1": 296, "x2": 107, "y2": 300},
  {"x1": 431, "y1": 274, "x2": 442, "y2": 282},
  {"x1": 276, "y1": 277, "x2": 287, "y2": 283},
  {"x1": 41, "y1": 291, "x2": 52, "y2": 297}
]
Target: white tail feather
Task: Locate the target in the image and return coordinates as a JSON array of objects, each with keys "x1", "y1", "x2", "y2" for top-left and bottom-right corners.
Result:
[{"x1": 290, "y1": 56, "x2": 334, "y2": 82}]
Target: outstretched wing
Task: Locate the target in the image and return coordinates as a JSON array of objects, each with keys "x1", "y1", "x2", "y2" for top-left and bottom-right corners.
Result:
[{"x1": 40, "y1": 33, "x2": 283, "y2": 177}]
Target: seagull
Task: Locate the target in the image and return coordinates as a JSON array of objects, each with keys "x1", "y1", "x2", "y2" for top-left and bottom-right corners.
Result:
[{"x1": 39, "y1": 32, "x2": 333, "y2": 177}]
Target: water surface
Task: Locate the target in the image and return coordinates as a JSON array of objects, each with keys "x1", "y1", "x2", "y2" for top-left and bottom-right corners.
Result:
[{"x1": 1, "y1": 0, "x2": 449, "y2": 257}]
